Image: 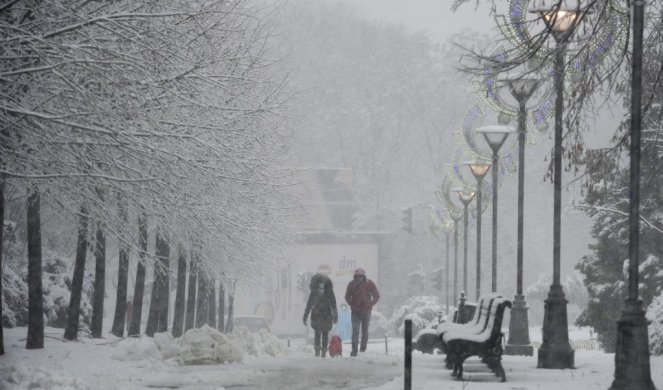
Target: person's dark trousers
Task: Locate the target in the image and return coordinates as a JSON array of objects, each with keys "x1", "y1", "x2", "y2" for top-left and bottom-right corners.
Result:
[
  {"x1": 351, "y1": 310, "x2": 371, "y2": 355},
  {"x1": 314, "y1": 328, "x2": 329, "y2": 357}
]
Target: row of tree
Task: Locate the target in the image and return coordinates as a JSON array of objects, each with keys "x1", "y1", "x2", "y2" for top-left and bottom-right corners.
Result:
[{"x1": 1, "y1": 0, "x2": 298, "y2": 354}]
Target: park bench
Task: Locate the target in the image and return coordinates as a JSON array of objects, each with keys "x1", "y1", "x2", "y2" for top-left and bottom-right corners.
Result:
[
  {"x1": 441, "y1": 295, "x2": 512, "y2": 382},
  {"x1": 413, "y1": 293, "x2": 502, "y2": 355}
]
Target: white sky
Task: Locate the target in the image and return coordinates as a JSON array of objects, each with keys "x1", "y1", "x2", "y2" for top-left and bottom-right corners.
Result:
[{"x1": 339, "y1": 0, "x2": 498, "y2": 44}]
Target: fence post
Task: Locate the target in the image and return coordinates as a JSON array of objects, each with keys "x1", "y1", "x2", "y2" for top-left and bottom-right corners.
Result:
[
  {"x1": 385, "y1": 334, "x2": 389, "y2": 355},
  {"x1": 404, "y1": 319, "x2": 412, "y2": 390}
]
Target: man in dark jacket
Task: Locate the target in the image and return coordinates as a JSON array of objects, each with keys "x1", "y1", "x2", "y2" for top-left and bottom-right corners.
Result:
[
  {"x1": 344, "y1": 268, "x2": 380, "y2": 356},
  {"x1": 303, "y1": 269, "x2": 338, "y2": 358}
]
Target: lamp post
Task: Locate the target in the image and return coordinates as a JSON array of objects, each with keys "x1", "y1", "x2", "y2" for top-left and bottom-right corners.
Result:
[
  {"x1": 476, "y1": 125, "x2": 514, "y2": 293},
  {"x1": 466, "y1": 161, "x2": 491, "y2": 300},
  {"x1": 449, "y1": 209, "x2": 463, "y2": 307},
  {"x1": 443, "y1": 221, "x2": 453, "y2": 316},
  {"x1": 609, "y1": 1, "x2": 655, "y2": 388},
  {"x1": 456, "y1": 188, "x2": 476, "y2": 299},
  {"x1": 502, "y1": 73, "x2": 540, "y2": 357},
  {"x1": 531, "y1": 3, "x2": 586, "y2": 369}
]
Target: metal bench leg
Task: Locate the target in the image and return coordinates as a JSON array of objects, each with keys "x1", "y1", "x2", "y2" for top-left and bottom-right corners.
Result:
[{"x1": 456, "y1": 358, "x2": 464, "y2": 380}]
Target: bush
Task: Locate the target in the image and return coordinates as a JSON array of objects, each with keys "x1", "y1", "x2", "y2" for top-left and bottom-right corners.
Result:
[
  {"x1": 2, "y1": 267, "x2": 28, "y2": 328},
  {"x1": 388, "y1": 296, "x2": 447, "y2": 336},
  {"x1": 2, "y1": 248, "x2": 93, "y2": 330},
  {"x1": 648, "y1": 293, "x2": 663, "y2": 356}
]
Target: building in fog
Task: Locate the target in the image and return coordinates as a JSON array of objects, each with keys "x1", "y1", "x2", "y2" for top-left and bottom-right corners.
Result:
[{"x1": 233, "y1": 168, "x2": 386, "y2": 336}]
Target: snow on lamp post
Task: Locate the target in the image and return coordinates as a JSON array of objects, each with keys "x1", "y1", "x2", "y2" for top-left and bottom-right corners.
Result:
[
  {"x1": 530, "y1": 1, "x2": 587, "y2": 370},
  {"x1": 465, "y1": 161, "x2": 491, "y2": 301},
  {"x1": 609, "y1": 1, "x2": 656, "y2": 388},
  {"x1": 475, "y1": 125, "x2": 514, "y2": 293}
]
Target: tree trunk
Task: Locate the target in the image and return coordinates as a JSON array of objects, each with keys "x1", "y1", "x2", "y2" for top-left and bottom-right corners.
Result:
[
  {"x1": 145, "y1": 263, "x2": 160, "y2": 337},
  {"x1": 226, "y1": 288, "x2": 235, "y2": 333},
  {"x1": 218, "y1": 282, "x2": 225, "y2": 332},
  {"x1": 90, "y1": 223, "x2": 106, "y2": 338},
  {"x1": 208, "y1": 279, "x2": 216, "y2": 329},
  {"x1": 110, "y1": 246, "x2": 129, "y2": 337},
  {"x1": 110, "y1": 202, "x2": 129, "y2": 337},
  {"x1": 26, "y1": 191, "x2": 44, "y2": 349},
  {"x1": 0, "y1": 182, "x2": 4, "y2": 354},
  {"x1": 156, "y1": 231, "x2": 169, "y2": 333},
  {"x1": 64, "y1": 208, "x2": 89, "y2": 340},
  {"x1": 195, "y1": 268, "x2": 209, "y2": 328},
  {"x1": 184, "y1": 260, "x2": 197, "y2": 331},
  {"x1": 172, "y1": 249, "x2": 187, "y2": 337},
  {"x1": 127, "y1": 212, "x2": 147, "y2": 337}
]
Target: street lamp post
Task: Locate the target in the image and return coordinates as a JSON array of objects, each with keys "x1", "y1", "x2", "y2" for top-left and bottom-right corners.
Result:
[
  {"x1": 609, "y1": 1, "x2": 656, "y2": 388},
  {"x1": 466, "y1": 161, "x2": 491, "y2": 300},
  {"x1": 444, "y1": 225, "x2": 451, "y2": 315},
  {"x1": 449, "y1": 209, "x2": 463, "y2": 308},
  {"x1": 476, "y1": 125, "x2": 514, "y2": 293},
  {"x1": 531, "y1": 3, "x2": 586, "y2": 369},
  {"x1": 502, "y1": 73, "x2": 540, "y2": 357},
  {"x1": 456, "y1": 188, "x2": 476, "y2": 300}
]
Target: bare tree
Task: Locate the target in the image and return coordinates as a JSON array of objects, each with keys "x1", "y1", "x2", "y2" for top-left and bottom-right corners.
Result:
[
  {"x1": 26, "y1": 191, "x2": 43, "y2": 349},
  {"x1": 110, "y1": 201, "x2": 130, "y2": 337},
  {"x1": 127, "y1": 213, "x2": 148, "y2": 337},
  {"x1": 184, "y1": 258, "x2": 197, "y2": 332},
  {"x1": 171, "y1": 247, "x2": 187, "y2": 337}
]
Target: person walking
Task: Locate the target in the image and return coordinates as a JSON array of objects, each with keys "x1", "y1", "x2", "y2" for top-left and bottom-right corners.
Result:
[
  {"x1": 344, "y1": 268, "x2": 380, "y2": 356},
  {"x1": 303, "y1": 267, "x2": 338, "y2": 358}
]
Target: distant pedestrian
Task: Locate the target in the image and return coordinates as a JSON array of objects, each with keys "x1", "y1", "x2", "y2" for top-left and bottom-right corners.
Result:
[
  {"x1": 344, "y1": 268, "x2": 380, "y2": 356},
  {"x1": 303, "y1": 266, "x2": 338, "y2": 358}
]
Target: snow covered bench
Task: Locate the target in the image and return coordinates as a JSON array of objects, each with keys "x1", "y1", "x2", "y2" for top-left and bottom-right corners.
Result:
[
  {"x1": 414, "y1": 293, "x2": 492, "y2": 354},
  {"x1": 435, "y1": 293, "x2": 502, "y2": 349},
  {"x1": 442, "y1": 296, "x2": 512, "y2": 382}
]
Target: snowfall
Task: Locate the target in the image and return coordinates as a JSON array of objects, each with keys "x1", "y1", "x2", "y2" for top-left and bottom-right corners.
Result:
[{"x1": 1, "y1": 324, "x2": 662, "y2": 390}]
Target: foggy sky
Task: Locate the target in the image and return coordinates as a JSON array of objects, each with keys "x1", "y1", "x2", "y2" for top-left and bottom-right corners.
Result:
[{"x1": 339, "y1": 0, "x2": 497, "y2": 44}]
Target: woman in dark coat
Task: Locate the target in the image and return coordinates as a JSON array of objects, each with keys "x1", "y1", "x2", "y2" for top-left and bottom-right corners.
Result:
[{"x1": 303, "y1": 272, "x2": 338, "y2": 357}]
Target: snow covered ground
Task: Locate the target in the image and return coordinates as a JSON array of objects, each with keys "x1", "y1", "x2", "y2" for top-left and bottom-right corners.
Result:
[{"x1": 0, "y1": 326, "x2": 662, "y2": 390}]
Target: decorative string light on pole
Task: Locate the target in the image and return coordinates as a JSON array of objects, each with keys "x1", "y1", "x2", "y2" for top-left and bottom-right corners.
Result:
[
  {"x1": 468, "y1": 0, "x2": 626, "y2": 362},
  {"x1": 475, "y1": 125, "x2": 514, "y2": 294},
  {"x1": 529, "y1": 1, "x2": 587, "y2": 370},
  {"x1": 474, "y1": 51, "x2": 548, "y2": 358},
  {"x1": 504, "y1": 66, "x2": 541, "y2": 357},
  {"x1": 426, "y1": 209, "x2": 456, "y2": 316},
  {"x1": 456, "y1": 187, "x2": 476, "y2": 296},
  {"x1": 495, "y1": 0, "x2": 627, "y2": 77},
  {"x1": 465, "y1": 160, "x2": 491, "y2": 300},
  {"x1": 435, "y1": 180, "x2": 466, "y2": 307}
]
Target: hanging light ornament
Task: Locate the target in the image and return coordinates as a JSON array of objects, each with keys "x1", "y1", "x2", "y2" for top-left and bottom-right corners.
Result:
[
  {"x1": 495, "y1": 0, "x2": 628, "y2": 87},
  {"x1": 444, "y1": 102, "x2": 518, "y2": 198},
  {"x1": 470, "y1": 46, "x2": 555, "y2": 143}
]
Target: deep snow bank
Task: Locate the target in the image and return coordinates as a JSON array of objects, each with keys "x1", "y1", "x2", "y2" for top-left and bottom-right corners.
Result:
[{"x1": 146, "y1": 324, "x2": 288, "y2": 365}]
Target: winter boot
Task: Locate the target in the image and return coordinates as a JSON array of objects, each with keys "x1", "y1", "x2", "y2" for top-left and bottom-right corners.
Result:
[
  {"x1": 314, "y1": 346, "x2": 320, "y2": 357},
  {"x1": 321, "y1": 349, "x2": 326, "y2": 358},
  {"x1": 350, "y1": 349, "x2": 358, "y2": 357}
]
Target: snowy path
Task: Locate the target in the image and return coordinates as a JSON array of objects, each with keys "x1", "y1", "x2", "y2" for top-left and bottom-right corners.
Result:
[
  {"x1": 139, "y1": 354, "x2": 402, "y2": 390},
  {"x1": 1, "y1": 327, "x2": 663, "y2": 390}
]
